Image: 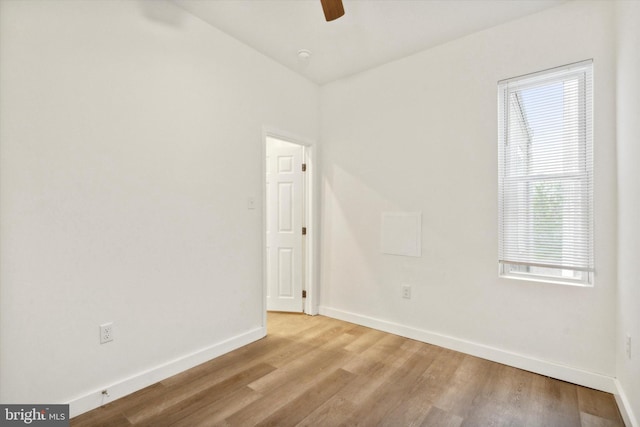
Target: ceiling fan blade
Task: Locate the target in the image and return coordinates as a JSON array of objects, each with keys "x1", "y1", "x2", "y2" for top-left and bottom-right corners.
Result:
[{"x1": 320, "y1": 0, "x2": 345, "y2": 21}]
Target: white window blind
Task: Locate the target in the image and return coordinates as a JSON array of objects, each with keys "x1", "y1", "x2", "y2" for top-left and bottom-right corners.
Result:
[{"x1": 498, "y1": 60, "x2": 593, "y2": 286}]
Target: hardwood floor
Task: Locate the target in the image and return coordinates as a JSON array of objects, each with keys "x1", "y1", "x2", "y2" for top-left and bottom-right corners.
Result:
[{"x1": 71, "y1": 313, "x2": 625, "y2": 426}]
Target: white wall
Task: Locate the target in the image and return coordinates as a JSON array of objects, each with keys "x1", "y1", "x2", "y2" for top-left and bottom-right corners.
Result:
[
  {"x1": 2, "y1": 0, "x2": 635, "y2": 419},
  {"x1": 0, "y1": 0, "x2": 318, "y2": 413},
  {"x1": 320, "y1": 0, "x2": 618, "y2": 387},
  {"x1": 615, "y1": 1, "x2": 640, "y2": 424}
]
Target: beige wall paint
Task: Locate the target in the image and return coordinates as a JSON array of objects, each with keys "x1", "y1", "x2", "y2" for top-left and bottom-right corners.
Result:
[
  {"x1": 1, "y1": 0, "x2": 637, "y2": 422},
  {"x1": 320, "y1": 0, "x2": 617, "y2": 380},
  {"x1": 615, "y1": 1, "x2": 640, "y2": 424},
  {"x1": 0, "y1": 0, "x2": 318, "y2": 410}
]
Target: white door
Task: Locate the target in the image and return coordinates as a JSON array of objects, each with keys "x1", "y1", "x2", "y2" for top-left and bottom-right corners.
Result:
[{"x1": 266, "y1": 137, "x2": 304, "y2": 312}]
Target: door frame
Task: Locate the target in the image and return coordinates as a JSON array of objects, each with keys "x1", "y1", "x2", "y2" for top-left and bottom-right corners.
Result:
[{"x1": 261, "y1": 127, "x2": 318, "y2": 323}]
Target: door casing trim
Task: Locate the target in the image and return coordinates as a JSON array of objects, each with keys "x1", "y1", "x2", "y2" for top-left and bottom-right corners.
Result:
[{"x1": 261, "y1": 127, "x2": 318, "y2": 324}]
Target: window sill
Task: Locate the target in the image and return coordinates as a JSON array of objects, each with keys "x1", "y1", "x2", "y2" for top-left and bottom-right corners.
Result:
[{"x1": 499, "y1": 272, "x2": 593, "y2": 288}]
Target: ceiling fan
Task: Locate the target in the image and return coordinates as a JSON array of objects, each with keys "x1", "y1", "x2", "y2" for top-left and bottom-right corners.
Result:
[{"x1": 320, "y1": 0, "x2": 345, "y2": 21}]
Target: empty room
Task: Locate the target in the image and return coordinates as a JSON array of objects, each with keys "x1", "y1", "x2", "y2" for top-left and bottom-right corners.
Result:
[{"x1": 0, "y1": 0, "x2": 638, "y2": 426}]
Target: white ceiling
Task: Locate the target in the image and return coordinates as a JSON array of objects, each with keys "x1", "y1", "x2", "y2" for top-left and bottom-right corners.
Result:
[{"x1": 172, "y1": 0, "x2": 567, "y2": 85}]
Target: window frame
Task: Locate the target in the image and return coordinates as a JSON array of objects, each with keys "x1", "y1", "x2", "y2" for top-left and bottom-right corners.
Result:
[{"x1": 497, "y1": 60, "x2": 594, "y2": 287}]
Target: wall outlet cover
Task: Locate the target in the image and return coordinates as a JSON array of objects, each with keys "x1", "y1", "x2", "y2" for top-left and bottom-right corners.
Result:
[
  {"x1": 402, "y1": 285, "x2": 412, "y2": 299},
  {"x1": 100, "y1": 323, "x2": 114, "y2": 344}
]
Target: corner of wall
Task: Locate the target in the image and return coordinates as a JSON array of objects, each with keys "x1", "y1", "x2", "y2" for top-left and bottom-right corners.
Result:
[{"x1": 614, "y1": 1, "x2": 640, "y2": 426}]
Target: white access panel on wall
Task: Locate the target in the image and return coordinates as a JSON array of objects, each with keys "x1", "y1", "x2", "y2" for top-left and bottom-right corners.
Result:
[{"x1": 380, "y1": 212, "x2": 422, "y2": 257}]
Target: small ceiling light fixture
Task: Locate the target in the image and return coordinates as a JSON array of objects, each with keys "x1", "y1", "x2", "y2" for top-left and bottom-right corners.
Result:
[{"x1": 297, "y1": 49, "x2": 312, "y2": 62}]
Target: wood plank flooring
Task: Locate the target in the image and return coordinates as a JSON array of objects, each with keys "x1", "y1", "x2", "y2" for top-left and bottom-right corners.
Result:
[{"x1": 71, "y1": 313, "x2": 625, "y2": 426}]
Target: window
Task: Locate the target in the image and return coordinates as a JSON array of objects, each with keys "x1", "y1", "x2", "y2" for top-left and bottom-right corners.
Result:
[{"x1": 498, "y1": 60, "x2": 593, "y2": 286}]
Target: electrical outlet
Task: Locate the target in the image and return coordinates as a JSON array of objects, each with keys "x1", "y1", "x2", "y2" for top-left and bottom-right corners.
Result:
[
  {"x1": 100, "y1": 323, "x2": 114, "y2": 344},
  {"x1": 402, "y1": 285, "x2": 411, "y2": 299},
  {"x1": 626, "y1": 334, "x2": 632, "y2": 359}
]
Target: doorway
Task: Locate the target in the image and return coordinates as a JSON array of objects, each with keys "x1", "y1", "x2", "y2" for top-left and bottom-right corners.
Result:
[{"x1": 263, "y1": 132, "x2": 315, "y2": 314}]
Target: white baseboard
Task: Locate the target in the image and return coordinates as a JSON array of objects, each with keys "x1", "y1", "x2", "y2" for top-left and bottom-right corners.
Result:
[
  {"x1": 67, "y1": 326, "x2": 266, "y2": 418},
  {"x1": 319, "y1": 306, "x2": 616, "y2": 394},
  {"x1": 615, "y1": 379, "x2": 639, "y2": 427}
]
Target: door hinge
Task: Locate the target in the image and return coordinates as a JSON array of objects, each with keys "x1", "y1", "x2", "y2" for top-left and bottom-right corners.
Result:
[
  {"x1": 302, "y1": 227, "x2": 307, "y2": 235},
  {"x1": 302, "y1": 290, "x2": 307, "y2": 298},
  {"x1": 302, "y1": 163, "x2": 307, "y2": 172}
]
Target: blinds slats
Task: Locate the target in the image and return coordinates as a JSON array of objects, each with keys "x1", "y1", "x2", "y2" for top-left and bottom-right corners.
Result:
[{"x1": 498, "y1": 60, "x2": 593, "y2": 283}]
